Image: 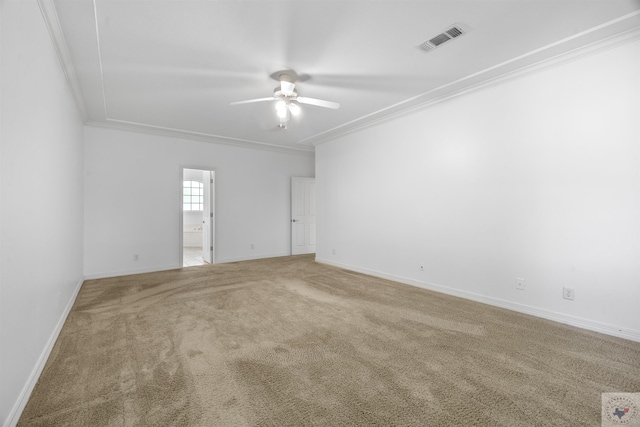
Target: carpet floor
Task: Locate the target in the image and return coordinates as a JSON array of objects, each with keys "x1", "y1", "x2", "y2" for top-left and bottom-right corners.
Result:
[{"x1": 19, "y1": 255, "x2": 640, "y2": 426}]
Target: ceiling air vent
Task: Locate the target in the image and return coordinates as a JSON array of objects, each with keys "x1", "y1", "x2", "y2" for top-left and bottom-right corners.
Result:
[{"x1": 417, "y1": 24, "x2": 469, "y2": 53}]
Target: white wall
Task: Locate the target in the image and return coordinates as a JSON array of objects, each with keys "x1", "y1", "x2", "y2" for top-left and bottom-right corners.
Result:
[
  {"x1": 0, "y1": 1, "x2": 85, "y2": 425},
  {"x1": 183, "y1": 212, "x2": 203, "y2": 229},
  {"x1": 84, "y1": 126, "x2": 314, "y2": 277},
  {"x1": 316, "y1": 39, "x2": 640, "y2": 341}
]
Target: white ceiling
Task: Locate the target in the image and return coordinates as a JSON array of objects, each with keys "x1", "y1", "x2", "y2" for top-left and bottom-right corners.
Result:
[{"x1": 47, "y1": 0, "x2": 640, "y2": 153}]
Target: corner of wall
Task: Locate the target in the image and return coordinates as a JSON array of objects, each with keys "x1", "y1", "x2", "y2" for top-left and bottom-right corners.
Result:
[{"x1": 3, "y1": 278, "x2": 84, "y2": 427}]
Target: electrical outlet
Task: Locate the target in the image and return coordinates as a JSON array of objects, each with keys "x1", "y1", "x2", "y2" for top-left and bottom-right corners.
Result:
[
  {"x1": 419, "y1": 262, "x2": 424, "y2": 271},
  {"x1": 251, "y1": 243, "x2": 255, "y2": 250},
  {"x1": 563, "y1": 287, "x2": 575, "y2": 300},
  {"x1": 332, "y1": 248, "x2": 336, "y2": 255},
  {"x1": 133, "y1": 254, "x2": 139, "y2": 261},
  {"x1": 515, "y1": 277, "x2": 525, "y2": 290}
]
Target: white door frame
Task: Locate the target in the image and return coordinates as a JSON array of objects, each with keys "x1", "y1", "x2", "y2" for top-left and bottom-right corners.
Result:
[
  {"x1": 202, "y1": 170, "x2": 214, "y2": 263},
  {"x1": 180, "y1": 166, "x2": 216, "y2": 267}
]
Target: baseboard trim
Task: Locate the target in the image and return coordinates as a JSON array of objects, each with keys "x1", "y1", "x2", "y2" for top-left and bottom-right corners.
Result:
[
  {"x1": 83, "y1": 264, "x2": 182, "y2": 280},
  {"x1": 4, "y1": 277, "x2": 84, "y2": 427},
  {"x1": 215, "y1": 252, "x2": 292, "y2": 264},
  {"x1": 83, "y1": 253, "x2": 294, "y2": 280},
  {"x1": 316, "y1": 257, "x2": 640, "y2": 343}
]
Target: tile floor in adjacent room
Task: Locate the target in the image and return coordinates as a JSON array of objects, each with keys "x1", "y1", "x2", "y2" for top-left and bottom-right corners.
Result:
[{"x1": 183, "y1": 247, "x2": 206, "y2": 267}]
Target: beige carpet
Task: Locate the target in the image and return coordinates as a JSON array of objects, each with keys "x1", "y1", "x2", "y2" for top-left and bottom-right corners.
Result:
[{"x1": 19, "y1": 255, "x2": 640, "y2": 426}]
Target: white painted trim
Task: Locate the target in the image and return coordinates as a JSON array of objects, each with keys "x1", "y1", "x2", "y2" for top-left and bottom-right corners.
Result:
[
  {"x1": 306, "y1": 18, "x2": 640, "y2": 146},
  {"x1": 179, "y1": 167, "x2": 185, "y2": 268},
  {"x1": 316, "y1": 257, "x2": 640, "y2": 344},
  {"x1": 83, "y1": 264, "x2": 182, "y2": 281},
  {"x1": 38, "y1": 1, "x2": 314, "y2": 156},
  {"x1": 4, "y1": 277, "x2": 84, "y2": 427},
  {"x1": 90, "y1": 0, "x2": 108, "y2": 119},
  {"x1": 37, "y1": 0, "x2": 89, "y2": 121},
  {"x1": 85, "y1": 120, "x2": 315, "y2": 156},
  {"x1": 41, "y1": 0, "x2": 640, "y2": 151},
  {"x1": 215, "y1": 252, "x2": 292, "y2": 264},
  {"x1": 84, "y1": 253, "x2": 293, "y2": 279}
]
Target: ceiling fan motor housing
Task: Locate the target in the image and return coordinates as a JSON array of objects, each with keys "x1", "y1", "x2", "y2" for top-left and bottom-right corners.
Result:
[
  {"x1": 274, "y1": 87, "x2": 298, "y2": 101},
  {"x1": 279, "y1": 78, "x2": 296, "y2": 96}
]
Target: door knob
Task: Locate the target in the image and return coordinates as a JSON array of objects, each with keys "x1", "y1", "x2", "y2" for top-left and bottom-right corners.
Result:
[{"x1": 292, "y1": 219, "x2": 298, "y2": 222}]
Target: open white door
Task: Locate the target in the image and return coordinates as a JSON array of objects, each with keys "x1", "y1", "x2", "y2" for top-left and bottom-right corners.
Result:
[
  {"x1": 291, "y1": 177, "x2": 316, "y2": 255},
  {"x1": 202, "y1": 171, "x2": 214, "y2": 263}
]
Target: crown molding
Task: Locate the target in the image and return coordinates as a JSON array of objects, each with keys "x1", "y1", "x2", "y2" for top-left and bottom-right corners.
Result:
[
  {"x1": 305, "y1": 11, "x2": 640, "y2": 146},
  {"x1": 39, "y1": 0, "x2": 639, "y2": 153},
  {"x1": 85, "y1": 120, "x2": 315, "y2": 156},
  {"x1": 41, "y1": 0, "x2": 313, "y2": 156},
  {"x1": 37, "y1": 0, "x2": 89, "y2": 121}
]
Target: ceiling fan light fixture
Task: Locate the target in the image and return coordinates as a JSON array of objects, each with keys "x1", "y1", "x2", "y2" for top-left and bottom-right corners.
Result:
[
  {"x1": 275, "y1": 100, "x2": 288, "y2": 118},
  {"x1": 231, "y1": 70, "x2": 339, "y2": 128},
  {"x1": 289, "y1": 102, "x2": 301, "y2": 116}
]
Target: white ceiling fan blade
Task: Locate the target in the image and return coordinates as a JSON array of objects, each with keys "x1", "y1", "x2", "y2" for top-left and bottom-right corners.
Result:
[
  {"x1": 297, "y1": 97, "x2": 340, "y2": 110},
  {"x1": 229, "y1": 97, "x2": 276, "y2": 106}
]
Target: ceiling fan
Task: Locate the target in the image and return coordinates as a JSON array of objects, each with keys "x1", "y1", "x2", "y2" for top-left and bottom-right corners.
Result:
[{"x1": 230, "y1": 71, "x2": 340, "y2": 128}]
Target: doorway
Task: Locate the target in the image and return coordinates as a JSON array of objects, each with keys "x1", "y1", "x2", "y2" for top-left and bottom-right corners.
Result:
[{"x1": 181, "y1": 168, "x2": 215, "y2": 267}]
